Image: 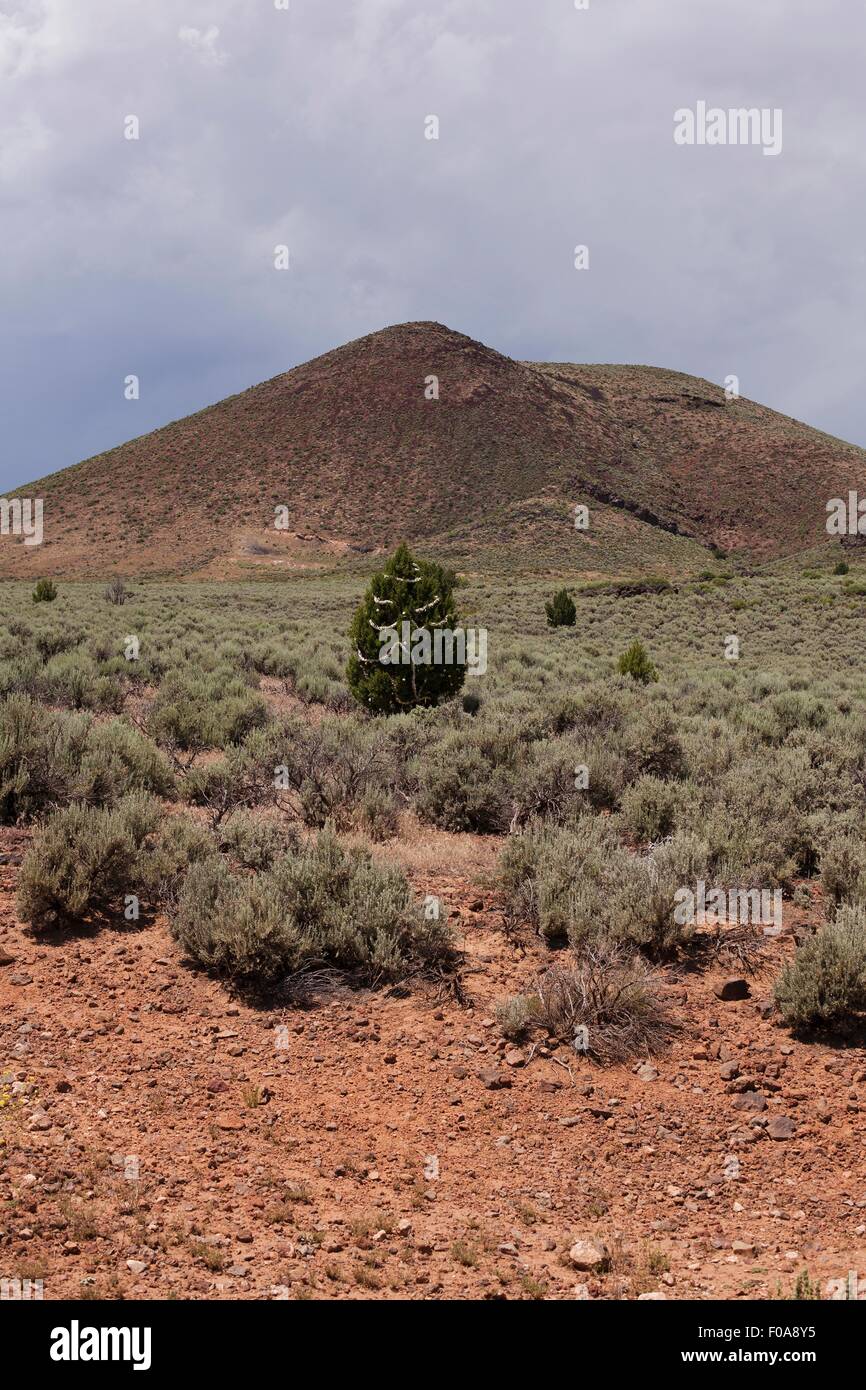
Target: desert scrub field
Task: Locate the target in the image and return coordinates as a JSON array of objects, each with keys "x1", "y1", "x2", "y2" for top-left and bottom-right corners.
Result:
[{"x1": 3, "y1": 556, "x2": 866, "y2": 1035}]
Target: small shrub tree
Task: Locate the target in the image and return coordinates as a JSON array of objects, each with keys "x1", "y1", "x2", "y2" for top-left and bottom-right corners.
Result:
[
  {"x1": 104, "y1": 577, "x2": 128, "y2": 605},
  {"x1": 347, "y1": 543, "x2": 467, "y2": 714},
  {"x1": 545, "y1": 589, "x2": 576, "y2": 627},
  {"x1": 32, "y1": 579, "x2": 57, "y2": 603},
  {"x1": 617, "y1": 639, "x2": 658, "y2": 684},
  {"x1": 775, "y1": 905, "x2": 866, "y2": 1028}
]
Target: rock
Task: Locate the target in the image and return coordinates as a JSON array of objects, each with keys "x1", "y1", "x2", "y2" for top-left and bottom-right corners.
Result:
[
  {"x1": 719, "y1": 1061, "x2": 740, "y2": 1081},
  {"x1": 479, "y1": 1069, "x2": 511, "y2": 1091},
  {"x1": 638, "y1": 1291, "x2": 666, "y2": 1300},
  {"x1": 727, "y1": 1076, "x2": 759, "y2": 1093},
  {"x1": 568, "y1": 1236, "x2": 610, "y2": 1272},
  {"x1": 227, "y1": 1265, "x2": 249, "y2": 1277},
  {"x1": 9, "y1": 972, "x2": 33, "y2": 986},
  {"x1": 27, "y1": 1109, "x2": 52, "y2": 1131},
  {"x1": 504, "y1": 1049, "x2": 525, "y2": 1068},
  {"x1": 0, "y1": 948, "x2": 16, "y2": 966},
  {"x1": 732, "y1": 1091, "x2": 767, "y2": 1113},
  {"x1": 767, "y1": 1116, "x2": 796, "y2": 1141},
  {"x1": 126, "y1": 1259, "x2": 148, "y2": 1275},
  {"x1": 586, "y1": 1104, "x2": 614, "y2": 1120},
  {"x1": 214, "y1": 1114, "x2": 244, "y2": 1130},
  {"x1": 636, "y1": 1063, "x2": 659, "y2": 1082},
  {"x1": 715, "y1": 978, "x2": 750, "y2": 1001}
]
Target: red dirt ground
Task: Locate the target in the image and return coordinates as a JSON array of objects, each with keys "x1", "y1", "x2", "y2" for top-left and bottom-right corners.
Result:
[{"x1": 2, "y1": 825, "x2": 864, "y2": 1302}]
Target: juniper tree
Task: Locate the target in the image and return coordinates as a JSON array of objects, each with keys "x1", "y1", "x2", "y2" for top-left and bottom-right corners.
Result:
[
  {"x1": 347, "y1": 543, "x2": 467, "y2": 713},
  {"x1": 545, "y1": 588, "x2": 576, "y2": 627}
]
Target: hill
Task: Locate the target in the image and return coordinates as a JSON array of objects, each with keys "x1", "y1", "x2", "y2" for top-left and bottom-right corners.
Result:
[{"x1": 2, "y1": 321, "x2": 861, "y2": 578}]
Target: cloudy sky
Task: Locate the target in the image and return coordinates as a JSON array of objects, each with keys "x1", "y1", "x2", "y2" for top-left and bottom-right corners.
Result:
[{"x1": 1, "y1": 0, "x2": 864, "y2": 491}]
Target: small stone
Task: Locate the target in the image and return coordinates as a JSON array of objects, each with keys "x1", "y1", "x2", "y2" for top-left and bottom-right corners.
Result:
[
  {"x1": 732, "y1": 1091, "x2": 767, "y2": 1113},
  {"x1": 126, "y1": 1259, "x2": 148, "y2": 1275},
  {"x1": 214, "y1": 1114, "x2": 244, "y2": 1130},
  {"x1": 767, "y1": 1116, "x2": 796, "y2": 1141},
  {"x1": 636, "y1": 1063, "x2": 658, "y2": 1082},
  {"x1": 719, "y1": 1061, "x2": 740, "y2": 1082},
  {"x1": 479, "y1": 1069, "x2": 511, "y2": 1090},
  {"x1": 568, "y1": 1236, "x2": 610, "y2": 1272},
  {"x1": 638, "y1": 1291, "x2": 666, "y2": 1300}
]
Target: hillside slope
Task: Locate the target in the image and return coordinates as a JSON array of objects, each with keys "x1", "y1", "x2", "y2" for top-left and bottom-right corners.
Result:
[{"x1": 3, "y1": 321, "x2": 861, "y2": 578}]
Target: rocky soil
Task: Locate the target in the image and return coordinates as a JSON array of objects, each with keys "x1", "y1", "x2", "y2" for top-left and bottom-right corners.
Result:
[{"x1": 2, "y1": 825, "x2": 865, "y2": 1302}]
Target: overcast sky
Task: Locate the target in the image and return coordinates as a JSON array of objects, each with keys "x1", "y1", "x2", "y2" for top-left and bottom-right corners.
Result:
[{"x1": 1, "y1": 0, "x2": 864, "y2": 491}]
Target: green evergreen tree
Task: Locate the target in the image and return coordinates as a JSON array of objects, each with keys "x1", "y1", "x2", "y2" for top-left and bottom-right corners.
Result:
[
  {"x1": 347, "y1": 544, "x2": 467, "y2": 713},
  {"x1": 32, "y1": 578, "x2": 57, "y2": 603},
  {"x1": 617, "y1": 639, "x2": 658, "y2": 684},
  {"x1": 545, "y1": 588, "x2": 576, "y2": 627}
]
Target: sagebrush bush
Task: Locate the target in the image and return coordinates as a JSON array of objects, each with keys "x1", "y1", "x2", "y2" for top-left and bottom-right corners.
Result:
[
  {"x1": 149, "y1": 668, "x2": 268, "y2": 760},
  {"x1": 32, "y1": 579, "x2": 57, "y2": 603},
  {"x1": 104, "y1": 577, "x2": 128, "y2": 605},
  {"x1": 413, "y1": 731, "x2": 513, "y2": 833},
  {"x1": 820, "y1": 833, "x2": 866, "y2": 909},
  {"x1": 0, "y1": 698, "x2": 175, "y2": 822},
  {"x1": 775, "y1": 906, "x2": 866, "y2": 1028},
  {"x1": 619, "y1": 775, "x2": 678, "y2": 842},
  {"x1": 17, "y1": 794, "x2": 160, "y2": 931},
  {"x1": 218, "y1": 810, "x2": 291, "y2": 870},
  {"x1": 500, "y1": 822, "x2": 707, "y2": 955},
  {"x1": 358, "y1": 786, "x2": 400, "y2": 841},
  {"x1": 498, "y1": 944, "x2": 672, "y2": 1063},
  {"x1": 171, "y1": 830, "x2": 451, "y2": 985}
]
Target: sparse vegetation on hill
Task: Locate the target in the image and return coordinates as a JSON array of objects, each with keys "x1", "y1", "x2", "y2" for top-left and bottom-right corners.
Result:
[{"x1": 4, "y1": 321, "x2": 865, "y2": 579}]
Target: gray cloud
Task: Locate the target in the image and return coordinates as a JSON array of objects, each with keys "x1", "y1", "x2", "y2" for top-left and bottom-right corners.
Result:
[{"x1": 1, "y1": 0, "x2": 864, "y2": 490}]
